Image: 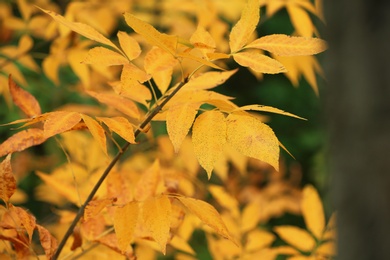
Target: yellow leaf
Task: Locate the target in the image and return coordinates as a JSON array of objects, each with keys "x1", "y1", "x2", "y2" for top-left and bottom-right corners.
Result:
[
  {"x1": 226, "y1": 114, "x2": 279, "y2": 171},
  {"x1": 240, "y1": 201, "x2": 260, "y2": 233},
  {"x1": 152, "y1": 69, "x2": 173, "y2": 94},
  {"x1": 121, "y1": 62, "x2": 150, "y2": 83},
  {"x1": 117, "y1": 31, "x2": 141, "y2": 60},
  {"x1": 286, "y1": 4, "x2": 314, "y2": 37},
  {"x1": 177, "y1": 51, "x2": 224, "y2": 70},
  {"x1": 246, "y1": 34, "x2": 327, "y2": 56},
  {"x1": 142, "y1": 195, "x2": 172, "y2": 254},
  {"x1": 36, "y1": 224, "x2": 58, "y2": 260},
  {"x1": 190, "y1": 26, "x2": 216, "y2": 57},
  {"x1": 167, "y1": 103, "x2": 199, "y2": 153},
  {"x1": 233, "y1": 50, "x2": 287, "y2": 74},
  {"x1": 315, "y1": 241, "x2": 336, "y2": 256},
  {"x1": 43, "y1": 111, "x2": 81, "y2": 138},
  {"x1": 9, "y1": 205, "x2": 36, "y2": 243},
  {"x1": 207, "y1": 52, "x2": 231, "y2": 61},
  {"x1": 80, "y1": 114, "x2": 107, "y2": 156},
  {"x1": 134, "y1": 160, "x2": 162, "y2": 201},
  {"x1": 301, "y1": 185, "x2": 325, "y2": 240},
  {"x1": 235, "y1": 104, "x2": 306, "y2": 120},
  {"x1": 245, "y1": 229, "x2": 275, "y2": 252},
  {"x1": 176, "y1": 196, "x2": 235, "y2": 243},
  {"x1": 39, "y1": 8, "x2": 119, "y2": 51},
  {"x1": 229, "y1": 0, "x2": 260, "y2": 53},
  {"x1": 114, "y1": 201, "x2": 139, "y2": 253},
  {"x1": 170, "y1": 235, "x2": 195, "y2": 255},
  {"x1": 83, "y1": 47, "x2": 129, "y2": 66},
  {"x1": 0, "y1": 154, "x2": 16, "y2": 203},
  {"x1": 192, "y1": 111, "x2": 226, "y2": 178},
  {"x1": 208, "y1": 185, "x2": 239, "y2": 219},
  {"x1": 124, "y1": 13, "x2": 177, "y2": 55},
  {"x1": 0, "y1": 128, "x2": 46, "y2": 157},
  {"x1": 9, "y1": 75, "x2": 41, "y2": 118},
  {"x1": 274, "y1": 226, "x2": 316, "y2": 252},
  {"x1": 68, "y1": 49, "x2": 90, "y2": 88},
  {"x1": 84, "y1": 198, "x2": 116, "y2": 221},
  {"x1": 185, "y1": 69, "x2": 238, "y2": 90},
  {"x1": 97, "y1": 116, "x2": 136, "y2": 144}
]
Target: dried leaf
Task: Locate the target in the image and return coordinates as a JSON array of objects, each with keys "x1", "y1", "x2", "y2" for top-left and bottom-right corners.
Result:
[
  {"x1": 97, "y1": 116, "x2": 136, "y2": 144},
  {"x1": 184, "y1": 69, "x2": 238, "y2": 90},
  {"x1": 114, "y1": 201, "x2": 139, "y2": 253},
  {"x1": 233, "y1": 50, "x2": 287, "y2": 74},
  {"x1": 142, "y1": 195, "x2": 171, "y2": 254},
  {"x1": 246, "y1": 34, "x2": 327, "y2": 56},
  {"x1": 226, "y1": 114, "x2": 279, "y2": 171},
  {"x1": 229, "y1": 0, "x2": 260, "y2": 53},
  {"x1": 192, "y1": 111, "x2": 226, "y2": 178},
  {"x1": 0, "y1": 154, "x2": 16, "y2": 202},
  {"x1": 0, "y1": 128, "x2": 46, "y2": 157},
  {"x1": 117, "y1": 31, "x2": 142, "y2": 60},
  {"x1": 167, "y1": 103, "x2": 199, "y2": 153},
  {"x1": 274, "y1": 226, "x2": 316, "y2": 252},
  {"x1": 124, "y1": 13, "x2": 177, "y2": 55},
  {"x1": 81, "y1": 114, "x2": 107, "y2": 156},
  {"x1": 302, "y1": 185, "x2": 325, "y2": 240},
  {"x1": 36, "y1": 224, "x2": 58, "y2": 260},
  {"x1": 9, "y1": 75, "x2": 41, "y2": 117},
  {"x1": 44, "y1": 111, "x2": 81, "y2": 138},
  {"x1": 83, "y1": 47, "x2": 129, "y2": 66},
  {"x1": 234, "y1": 104, "x2": 306, "y2": 120},
  {"x1": 9, "y1": 205, "x2": 36, "y2": 243},
  {"x1": 176, "y1": 196, "x2": 235, "y2": 243},
  {"x1": 84, "y1": 198, "x2": 116, "y2": 221}
]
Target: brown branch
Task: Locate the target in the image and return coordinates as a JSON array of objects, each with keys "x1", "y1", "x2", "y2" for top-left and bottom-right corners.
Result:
[{"x1": 52, "y1": 76, "x2": 189, "y2": 259}]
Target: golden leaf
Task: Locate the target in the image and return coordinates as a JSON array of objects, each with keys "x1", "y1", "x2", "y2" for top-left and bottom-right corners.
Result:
[
  {"x1": 233, "y1": 50, "x2": 287, "y2": 74},
  {"x1": 8, "y1": 75, "x2": 41, "y2": 118},
  {"x1": 84, "y1": 198, "x2": 116, "y2": 221},
  {"x1": 177, "y1": 51, "x2": 224, "y2": 70},
  {"x1": 286, "y1": 4, "x2": 315, "y2": 37},
  {"x1": 83, "y1": 47, "x2": 129, "y2": 66},
  {"x1": 208, "y1": 185, "x2": 239, "y2": 219},
  {"x1": 117, "y1": 31, "x2": 141, "y2": 60},
  {"x1": 169, "y1": 236, "x2": 195, "y2": 255},
  {"x1": 274, "y1": 226, "x2": 316, "y2": 252},
  {"x1": 234, "y1": 104, "x2": 306, "y2": 120},
  {"x1": 0, "y1": 128, "x2": 46, "y2": 157},
  {"x1": 43, "y1": 111, "x2": 81, "y2": 138},
  {"x1": 301, "y1": 185, "x2": 325, "y2": 240},
  {"x1": 167, "y1": 103, "x2": 199, "y2": 153},
  {"x1": 97, "y1": 116, "x2": 136, "y2": 144},
  {"x1": 114, "y1": 201, "x2": 139, "y2": 253},
  {"x1": 185, "y1": 69, "x2": 238, "y2": 90},
  {"x1": 81, "y1": 114, "x2": 107, "y2": 156},
  {"x1": 0, "y1": 154, "x2": 16, "y2": 203},
  {"x1": 246, "y1": 34, "x2": 327, "y2": 56},
  {"x1": 39, "y1": 8, "x2": 120, "y2": 51},
  {"x1": 9, "y1": 205, "x2": 36, "y2": 243},
  {"x1": 229, "y1": 0, "x2": 260, "y2": 53},
  {"x1": 176, "y1": 196, "x2": 235, "y2": 243},
  {"x1": 134, "y1": 160, "x2": 162, "y2": 201},
  {"x1": 226, "y1": 114, "x2": 279, "y2": 171},
  {"x1": 240, "y1": 201, "x2": 261, "y2": 233},
  {"x1": 192, "y1": 111, "x2": 227, "y2": 178},
  {"x1": 121, "y1": 63, "x2": 150, "y2": 83},
  {"x1": 141, "y1": 195, "x2": 172, "y2": 254},
  {"x1": 190, "y1": 26, "x2": 216, "y2": 57},
  {"x1": 144, "y1": 46, "x2": 178, "y2": 75},
  {"x1": 152, "y1": 69, "x2": 173, "y2": 94},
  {"x1": 36, "y1": 224, "x2": 58, "y2": 260},
  {"x1": 123, "y1": 13, "x2": 177, "y2": 55},
  {"x1": 245, "y1": 229, "x2": 275, "y2": 252}
]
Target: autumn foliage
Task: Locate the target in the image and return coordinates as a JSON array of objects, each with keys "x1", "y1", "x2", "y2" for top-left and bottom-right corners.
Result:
[{"x1": 0, "y1": 0, "x2": 334, "y2": 259}]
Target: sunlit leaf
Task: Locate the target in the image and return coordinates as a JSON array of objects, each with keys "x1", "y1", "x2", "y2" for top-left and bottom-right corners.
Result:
[
  {"x1": 84, "y1": 198, "x2": 116, "y2": 221},
  {"x1": 0, "y1": 129, "x2": 46, "y2": 157},
  {"x1": 81, "y1": 114, "x2": 107, "y2": 156},
  {"x1": 177, "y1": 51, "x2": 224, "y2": 70},
  {"x1": 192, "y1": 111, "x2": 226, "y2": 178},
  {"x1": 233, "y1": 50, "x2": 286, "y2": 74},
  {"x1": 9, "y1": 205, "x2": 36, "y2": 243},
  {"x1": 83, "y1": 47, "x2": 129, "y2": 66},
  {"x1": 9, "y1": 75, "x2": 41, "y2": 117},
  {"x1": 185, "y1": 69, "x2": 238, "y2": 90},
  {"x1": 43, "y1": 111, "x2": 81, "y2": 138},
  {"x1": 302, "y1": 185, "x2": 325, "y2": 240},
  {"x1": 226, "y1": 114, "x2": 279, "y2": 171},
  {"x1": 287, "y1": 4, "x2": 314, "y2": 37},
  {"x1": 245, "y1": 229, "x2": 275, "y2": 252},
  {"x1": 36, "y1": 224, "x2": 58, "y2": 260},
  {"x1": 114, "y1": 201, "x2": 139, "y2": 253},
  {"x1": 97, "y1": 116, "x2": 136, "y2": 144},
  {"x1": 208, "y1": 185, "x2": 239, "y2": 219},
  {"x1": 0, "y1": 154, "x2": 15, "y2": 203},
  {"x1": 117, "y1": 31, "x2": 142, "y2": 60},
  {"x1": 234, "y1": 104, "x2": 306, "y2": 120},
  {"x1": 229, "y1": 0, "x2": 260, "y2": 53},
  {"x1": 134, "y1": 160, "x2": 162, "y2": 201},
  {"x1": 142, "y1": 195, "x2": 171, "y2": 254},
  {"x1": 274, "y1": 226, "x2": 316, "y2": 252},
  {"x1": 245, "y1": 34, "x2": 327, "y2": 56},
  {"x1": 144, "y1": 46, "x2": 179, "y2": 75},
  {"x1": 190, "y1": 26, "x2": 216, "y2": 56}
]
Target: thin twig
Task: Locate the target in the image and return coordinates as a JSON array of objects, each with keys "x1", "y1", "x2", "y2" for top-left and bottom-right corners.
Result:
[{"x1": 52, "y1": 76, "x2": 189, "y2": 260}]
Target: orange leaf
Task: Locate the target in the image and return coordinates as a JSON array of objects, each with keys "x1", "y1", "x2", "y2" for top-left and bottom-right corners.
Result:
[
  {"x1": 8, "y1": 75, "x2": 41, "y2": 117},
  {"x1": 39, "y1": 8, "x2": 120, "y2": 52},
  {"x1": 97, "y1": 116, "x2": 136, "y2": 144},
  {"x1": 80, "y1": 114, "x2": 107, "y2": 156},
  {"x1": 124, "y1": 13, "x2": 177, "y2": 55},
  {"x1": 167, "y1": 103, "x2": 199, "y2": 153},
  {"x1": 43, "y1": 111, "x2": 81, "y2": 138},
  {"x1": 36, "y1": 224, "x2": 58, "y2": 260},
  {"x1": 114, "y1": 201, "x2": 139, "y2": 253},
  {"x1": 134, "y1": 160, "x2": 162, "y2": 201},
  {"x1": 233, "y1": 50, "x2": 287, "y2": 74},
  {"x1": 84, "y1": 198, "x2": 116, "y2": 221},
  {"x1": 86, "y1": 91, "x2": 140, "y2": 120},
  {"x1": 9, "y1": 205, "x2": 36, "y2": 243},
  {"x1": 117, "y1": 31, "x2": 142, "y2": 60},
  {"x1": 274, "y1": 226, "x2": 316, "y2": 252},
  {"x1": 234, "y1": 104, "x2": 306, "y2": 120},
  {"x1": 226, "y1": 114, "x2": 279, "y2": 171},
  {"x1": 121, "y1": 63, "x2": 150, "y2": 83},
  {"x1": 229, "y1": 0, "x2": 260, "y2": 53},
  {"x1": 0, "y1": 128, "x2": 46, "y2": 157},
  {"x1": 190, "y1": 26, "x2": 216, "y2": 56},
  {"x1": 177, "y1": 51, "x2": 224, "y2": 70},
  {"x1": 83, "y1": 47, "x2": 129, "y2": 66},
  {"x1": 192, "y1": 111, "x2": 226, "y2": 178},
  {"x1": 184, "y1": 69, "x2": 238, "y2": 90},
  {"x1": 301, "y1": 185, "x2": 325, "y2": 240},
  {"x1": 245, "y1": 229, "x2": 275, "y2": 252},
  {"x1": 144, "y1": 46, "x2": 178, "y2": 75},
  {"x1": 141, "y1": 195, "x2": 171, "y2": 254},
  {"x1": 0, "y1": 154, "x2": 16, "y2": 202},
  {"x1": 245, "y1": 34, "x2": 327, "y2": 56},
  {"x1": 176, "y1": 196, "x2": 235, "y2": 243}
]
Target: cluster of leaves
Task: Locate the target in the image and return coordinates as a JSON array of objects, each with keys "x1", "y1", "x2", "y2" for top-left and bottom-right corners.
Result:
[{"x1": 1, "y1": 0, "x2": 332, "y2": 259}]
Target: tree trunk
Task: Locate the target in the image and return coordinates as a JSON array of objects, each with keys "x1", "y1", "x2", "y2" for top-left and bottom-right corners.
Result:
[{"x1": 324, "y1": 1, "x2": 390, "y2": 259}]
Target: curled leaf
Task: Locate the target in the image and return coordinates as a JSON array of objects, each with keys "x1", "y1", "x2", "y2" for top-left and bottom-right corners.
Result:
[{"x1": 0, "y1": 154, "x2": 16, "y2": 202}]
